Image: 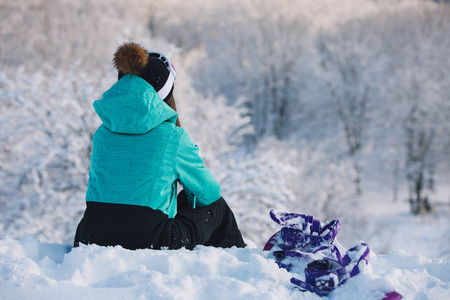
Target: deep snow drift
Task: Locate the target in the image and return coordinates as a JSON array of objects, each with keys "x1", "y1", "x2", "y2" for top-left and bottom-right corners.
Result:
[{"x1": 0, "y1": 235, "x2": 449, "y2": 300}]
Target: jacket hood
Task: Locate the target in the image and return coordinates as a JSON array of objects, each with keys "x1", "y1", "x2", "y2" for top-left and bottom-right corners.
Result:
[{"x1": 93, "y1": 74, "x2": 177, "y2": 134}]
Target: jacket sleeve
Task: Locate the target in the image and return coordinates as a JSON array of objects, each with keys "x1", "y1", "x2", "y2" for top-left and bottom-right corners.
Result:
[{"x1": 176, "y1": 130, "x2": 221, "y2": 207}]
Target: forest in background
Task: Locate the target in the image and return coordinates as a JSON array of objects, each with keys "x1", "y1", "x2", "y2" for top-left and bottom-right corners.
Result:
[{"x1": 1, "y1": 0, "x2": 449, "y2": 251}]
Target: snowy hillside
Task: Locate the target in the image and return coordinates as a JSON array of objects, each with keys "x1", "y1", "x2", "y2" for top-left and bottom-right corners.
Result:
[
  {"x1": 0, "y1": 235, "x2": 449, "y2": 300},
  {"x1": 0, "y1": 236, "x2": 450, "y2": 300},
  {"x1": 2, "y1": 197, "x2": 449, "y2": 299}
]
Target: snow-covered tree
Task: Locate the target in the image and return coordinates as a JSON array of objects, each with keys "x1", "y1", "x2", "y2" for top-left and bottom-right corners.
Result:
[
  {"x1": 0, "y1": 66, "x2": 105, "y2": 242},
  {"x1": 366, "y1": 3, "x2": 450, "y2": 211},
  {"x1": 151, "y1": 0, "x2": 312, "y2": 139},
  {"x1": 2, "y1": 0, "x2": 450, "y2": 247}
]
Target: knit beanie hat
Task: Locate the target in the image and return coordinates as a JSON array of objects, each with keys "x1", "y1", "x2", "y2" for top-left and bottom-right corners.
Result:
[{"x1": 113, "y1": 43, "x2": 176, "y2": 102}]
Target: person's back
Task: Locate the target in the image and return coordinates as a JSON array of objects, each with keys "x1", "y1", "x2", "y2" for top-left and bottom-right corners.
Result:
[{"x1": 74, "y1": 43, "x2": 245, "y2": 250}]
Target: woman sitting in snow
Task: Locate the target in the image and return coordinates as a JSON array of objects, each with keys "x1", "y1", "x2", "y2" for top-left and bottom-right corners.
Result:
[{"x1": 74, "y1": 43, "x2": 245, "y2": 250}]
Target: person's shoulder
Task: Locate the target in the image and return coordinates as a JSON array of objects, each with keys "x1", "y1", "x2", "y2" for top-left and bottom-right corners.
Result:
[
  {"x1": 93, "y1": 124, "x2": 111, "y2": 138},
  {"x1": 155, "y1": 122, "x2": 187, "y2": 137}
]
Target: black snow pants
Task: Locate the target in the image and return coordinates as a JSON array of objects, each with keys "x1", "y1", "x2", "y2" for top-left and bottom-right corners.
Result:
[{"x1": 74, "y1": 190, "x2": 245, "y2": 250}]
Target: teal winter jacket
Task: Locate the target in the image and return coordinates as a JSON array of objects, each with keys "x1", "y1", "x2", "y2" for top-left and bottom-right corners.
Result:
[{"x1": 86, "y1": 74, "x2": 221, "y2": 218}]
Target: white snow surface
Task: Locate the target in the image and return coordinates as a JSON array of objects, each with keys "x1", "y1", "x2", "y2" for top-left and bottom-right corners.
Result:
[{"x1": 0, "y1": 235, "x2": 449, "y2": 300}]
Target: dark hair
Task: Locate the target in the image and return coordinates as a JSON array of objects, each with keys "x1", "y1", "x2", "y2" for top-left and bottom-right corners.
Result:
[{"x1": 164, "y1": 94, "x2": 181, "y2": 127}]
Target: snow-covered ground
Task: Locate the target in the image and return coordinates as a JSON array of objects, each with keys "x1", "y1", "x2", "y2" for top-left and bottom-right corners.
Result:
[
  {"x1": 1, "y1": 184, "x2": 449, "y2": 299},
  {"x1": 360, "y1": 172, "x2": 450, "y2": 261},
  {"x1": 0, "y1": 232, "x2": 449, "y2": 299},
  {"x1": 363, "y1": 201, "x2": 450, "y2": 260}
]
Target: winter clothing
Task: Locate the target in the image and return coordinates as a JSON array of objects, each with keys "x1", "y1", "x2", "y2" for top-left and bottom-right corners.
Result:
[
  {"x1": 114, "y1": 42, "x2": 175, "y2": 102},
  {"x1": 74, "y1": 190, "x2": 246, "y2": 250},
  {"x1": 87, "y1": 74, "x2": 221, "y2": 218},
  {"x1": 74, "y1": 47, "x2": 245, "y2": 249}
]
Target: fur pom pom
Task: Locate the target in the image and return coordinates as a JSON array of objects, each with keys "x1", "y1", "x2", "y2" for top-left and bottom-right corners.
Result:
[{"x1": 113, "y1": 43, "x2": 148, "y2": 75}]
